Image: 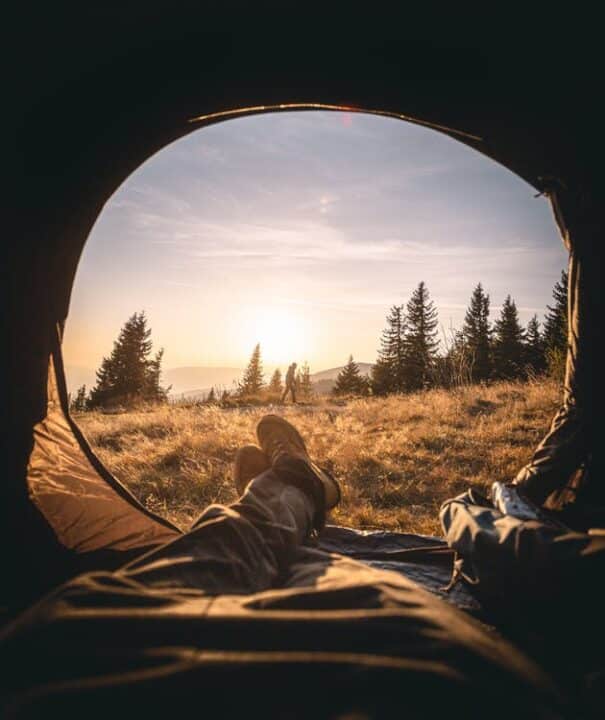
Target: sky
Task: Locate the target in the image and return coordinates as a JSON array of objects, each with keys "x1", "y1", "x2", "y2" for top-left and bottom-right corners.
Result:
[{"x1": 63, "y1": 110, "x2": 568, "y2": 376}]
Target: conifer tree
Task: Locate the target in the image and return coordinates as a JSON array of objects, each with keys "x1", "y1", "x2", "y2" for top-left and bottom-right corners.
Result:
[
  {"x1": 404, "y1": 281, "x2": 439, "y2": 390},
  {"x1": 370, "y1": 358, "x2": 393, "y2": 396},
  {"x1": 333, "y1": 355, "x2": 369, "y2": 396},
  {"x1": 88, "y1": 312, "x2": 168, "y2": 408},
  {"x1": 268, "y1": 368, "x2": 283, "y2": 395},
  {"x1": 543, "y1": 269, "x2": 568, "y2": 380},
  {"x1": 145, "y1": 348, "x2": 166, "y2": 400},
  {"x1": 543, "y1": 269, "x2": 568, "y2": 354},
  {"x1": 206, "y1": 387, "x2": 217, "y2": 404},
  {"x1": 298, "y1": 361, "x2": 313, "y2": 400},
  {"x1": 524, "y1": 314, "x2": 546, "y2": 375},
  {"x1": 238, "y1": 343, "x2": 264, "y2": 396},
  {"x1": 462, "y1": 283, "x2": 491, "y2": 381},
  {"x1": 493, "y1": 296, "x2": 525, "y2": 379},
  {"x1": 371, "y1": 304, "x2": 407, "y2": 395}
]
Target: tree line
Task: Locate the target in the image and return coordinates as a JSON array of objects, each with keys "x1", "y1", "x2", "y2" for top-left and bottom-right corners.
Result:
[
  {"x1": 331, "y1": 271, "x2": 568, "y2": 396},
  {"x1": 70, "y1": 271, "x2": 568, "y2": 410}
]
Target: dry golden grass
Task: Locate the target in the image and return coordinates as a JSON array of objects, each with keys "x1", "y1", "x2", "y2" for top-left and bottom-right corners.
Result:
[{"x1": 76, "y1": 378, "x2": 560, "y2": 536}]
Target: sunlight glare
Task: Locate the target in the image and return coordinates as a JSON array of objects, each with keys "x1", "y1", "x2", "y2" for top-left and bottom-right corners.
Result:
[{"x1": 239, "y1": 305, "x2": 311, "y2": 366}]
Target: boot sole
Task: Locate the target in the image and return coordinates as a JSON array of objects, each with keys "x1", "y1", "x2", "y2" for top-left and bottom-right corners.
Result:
[{"x1": 233, "y1": 445, "x2": 270, "y2": 495}]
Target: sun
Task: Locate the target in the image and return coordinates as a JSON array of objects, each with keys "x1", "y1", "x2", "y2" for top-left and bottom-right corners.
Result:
[{"x1": 239, "y1": 305, "x2": 310, "y2": 366}]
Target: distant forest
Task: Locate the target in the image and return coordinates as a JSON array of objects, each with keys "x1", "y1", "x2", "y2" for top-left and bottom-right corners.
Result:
[{"x1": 70, "y1": 271, "x2": 568, "y2": 410}]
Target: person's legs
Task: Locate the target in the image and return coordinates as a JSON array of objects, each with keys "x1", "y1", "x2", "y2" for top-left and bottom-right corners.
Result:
[
  {"x1": 116, "y1": 415, "x2": 339, "y2": 594},
  {"x1": 281, "y1": 382, "x2": 294, "y2": 403},
  {"x1": 290, "y1": 383, "x2": 296, "y2": 403},
  {"x1": 121, "y1": 460, "x2": 319, "y2": 594}
]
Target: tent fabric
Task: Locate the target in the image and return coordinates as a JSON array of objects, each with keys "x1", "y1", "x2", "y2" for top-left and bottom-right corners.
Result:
[
  {"x1": 514, "y1": 188, "x2": 604, "y2": 513},
  {"x1": 27, "y1": 349, "x2": 179, "y2": 553},
  {"x1": 0, "y1": 585, "x2": 560, "y2": 718}
]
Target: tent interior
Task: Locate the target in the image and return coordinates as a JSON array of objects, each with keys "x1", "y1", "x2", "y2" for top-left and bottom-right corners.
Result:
[{"x1": 4, "y1": 10, "x2": 604, "y2": 717}]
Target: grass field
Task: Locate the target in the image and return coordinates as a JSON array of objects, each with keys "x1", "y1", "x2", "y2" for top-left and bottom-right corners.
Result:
[{"x1": 76, "y1": 378, "x2": 560, "y2": 536}]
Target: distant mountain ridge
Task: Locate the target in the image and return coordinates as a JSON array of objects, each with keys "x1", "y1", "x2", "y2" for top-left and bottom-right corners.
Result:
[
  {"x1": 64, "y1": 365, "x2": 244, "y2": 397},
  {"x1": 163, "y1": 366, "x2": 243, "y2": 396},
  {"x1": 310, "y1": 362, "x2": 373, "y2": 395},
  {"x1": 65, "y1": 361, "x2": 375, "y2": 398},
  {"x1": 310, "y1": 363, "x2": 373, "y2": 382}
]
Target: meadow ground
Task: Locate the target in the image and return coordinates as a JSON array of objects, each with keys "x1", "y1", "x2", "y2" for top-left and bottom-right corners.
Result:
[{"x1": 76, "y1": 378, "x2": 560, "y2": 536}]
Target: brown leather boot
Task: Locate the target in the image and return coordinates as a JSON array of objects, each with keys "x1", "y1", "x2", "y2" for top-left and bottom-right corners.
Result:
[
  {"x1": 232, "y1": 445, "x2": 271, "y2": 496},
  {"x1": 256, "y1": 414, "x2": 341, "y2": 510}
]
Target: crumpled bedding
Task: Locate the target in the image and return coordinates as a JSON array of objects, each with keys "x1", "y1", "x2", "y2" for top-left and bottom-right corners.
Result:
[{"x1": 318, "y1": 525, "x2": 483, "y2": 616}]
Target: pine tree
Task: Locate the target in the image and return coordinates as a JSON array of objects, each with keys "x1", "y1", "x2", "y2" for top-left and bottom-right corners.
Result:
[
  {"x1": 371, "y1": 304, "x2": 407, "y2": 395},
  {"x1": 238, "y1": 343, "x2": 264, "y2": 396},
  {"x1": 493, "y1": 296, "x2": 525, "y2": 379},
  {"x1": 462, "y1": 283, "x2": 491, "y2": 381},
  {"x1": 543, "y1": 269, "x2": 568, "y2": 354},
  {"x1": 298, "y1": 361, "x2": 313, "y2": 400},
  {"x1": 543, "y1": 269, "x2": 568, "y2": 380},
  {"x1": 268, "y1": 368, "x2": 283, "y2": 395},
  {"x1": 404, "y1": 281, "x2": 439, "y2": 390},
  {"x1": 370, "y1": 358, "x2": 393, "y2": 396},
  {"x1": 206, "y1": 387, "x2": 217, "y2": 404},
  {"x1": 333, "y1": 355, "x2": 368, "y2": 396},
  {"x1": 70, "y1": 384, "x2": 88, "y2": 412},
  {"x1": 89, "y1": 353, "x2": 116, "y2": 408},
  {"x1": 524, "y1": 314, "x2": 546, "y2": 375},
  {"x1": 145, "y1": 348, "x2": 169, "y2": 401},
  {"x1": 88, "y1": 312, "x2": 168, "y2": 408}
]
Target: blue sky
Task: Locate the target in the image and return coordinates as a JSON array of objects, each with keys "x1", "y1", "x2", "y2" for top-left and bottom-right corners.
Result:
[{"x1": 63, "y1": 110, "x2": 567, "y2": 374}]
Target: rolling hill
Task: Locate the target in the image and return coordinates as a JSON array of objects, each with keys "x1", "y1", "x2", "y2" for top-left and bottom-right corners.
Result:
[{"x1": 163, "y1": 367, "x2": 243, "y2": 397}]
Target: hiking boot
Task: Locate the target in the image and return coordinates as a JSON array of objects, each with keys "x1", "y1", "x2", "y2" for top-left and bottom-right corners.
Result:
[
  {"x1": 232, "y1": 445, "x2": 271, "y2": 496},
  {"x1": 256, "y1": 414, "x2": 341, "y2": 510}
]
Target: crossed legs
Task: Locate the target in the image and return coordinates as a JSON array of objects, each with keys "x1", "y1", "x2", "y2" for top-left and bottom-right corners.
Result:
[
  {"x1": 123, "y1": 464, "x2": 316, "y2": 594},
  {"x1": 120, "y1": 414, "x2": 335, "y2": 594}
]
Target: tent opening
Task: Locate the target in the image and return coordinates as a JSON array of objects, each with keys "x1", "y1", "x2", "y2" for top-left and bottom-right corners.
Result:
[{"x1": 59, "y1": 109, "x2": 567, "y2": 536}]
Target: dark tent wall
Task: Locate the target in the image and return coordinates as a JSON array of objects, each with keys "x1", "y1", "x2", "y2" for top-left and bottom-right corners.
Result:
[{"x1": 3, "y1": 9, "x2": 604, "y2": 606}]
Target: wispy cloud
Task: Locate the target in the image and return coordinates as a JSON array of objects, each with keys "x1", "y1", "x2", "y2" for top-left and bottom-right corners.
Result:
[
  {"x1": 142, "y1": 214, "x2": 557, "y2": 268},
  {"x1": 65, "y1": 110, "x2": 568, "y2": 371}
]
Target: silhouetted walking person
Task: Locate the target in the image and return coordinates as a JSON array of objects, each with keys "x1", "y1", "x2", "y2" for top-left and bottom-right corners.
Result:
[{"x1": 281, "y1": 362, "x2": 297, "y2": 403}]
